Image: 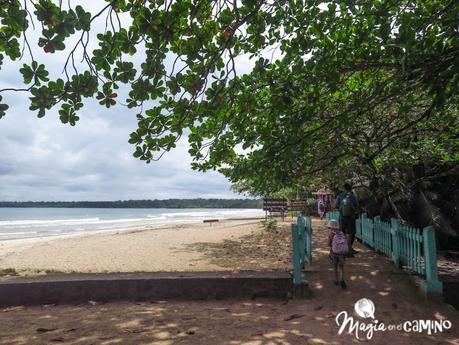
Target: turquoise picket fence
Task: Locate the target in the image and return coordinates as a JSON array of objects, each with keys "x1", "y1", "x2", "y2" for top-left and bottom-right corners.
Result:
[
  {"x1": 291, "y1": 213, "x2": 313, "y2": 285},
  {"x1": 325, "y1": 211, "x2": 442, "y2": 296},
  {"x1": 325, "y1": 211, "x2": 340, "y2": 222},
  {"x1": 357, "y1": 213, "x2": 441, "y2": 296},
  {"x1": 360, "y1": 214, "x2": 374, "y2": 246},
  {"x1": 373, "y1": 216, "x2": 392, "y2": 257}
]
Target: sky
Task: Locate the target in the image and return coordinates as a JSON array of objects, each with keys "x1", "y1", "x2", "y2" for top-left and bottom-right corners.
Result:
[{"x1": 0, "y1": 2, "x2": 256, "y2": 201}]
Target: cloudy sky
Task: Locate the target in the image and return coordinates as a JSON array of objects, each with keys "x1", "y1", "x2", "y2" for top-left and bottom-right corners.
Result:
[{"x1": 0, "y1": 2, "x2": 253, "y2": 201}]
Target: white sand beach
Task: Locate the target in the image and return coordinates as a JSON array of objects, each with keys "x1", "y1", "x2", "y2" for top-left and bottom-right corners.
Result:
[{"x1": 0, "y1": 218, "x2": 292, "y2": 276}]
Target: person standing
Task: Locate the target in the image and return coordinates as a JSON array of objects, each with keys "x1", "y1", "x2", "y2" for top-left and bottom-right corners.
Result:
[
  {"x1": 318, "y1": 200, "x2": 325, "y2": 220},
  {"x1": 327, "y1": 219, "x2": 348, "y2": 289},
  {"x1": 335, "y1": 183, "x2": 359, "y2": 256}
]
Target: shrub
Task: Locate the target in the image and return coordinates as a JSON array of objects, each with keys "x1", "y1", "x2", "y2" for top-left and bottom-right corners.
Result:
[{"x1": 261, "y1": 219, "x2": 278, "y2": 231}]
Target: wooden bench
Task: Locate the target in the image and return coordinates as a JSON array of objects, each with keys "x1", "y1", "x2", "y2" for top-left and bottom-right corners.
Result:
[{"x1": 203, "y1": 219, "x2": 219, "y2": 226}]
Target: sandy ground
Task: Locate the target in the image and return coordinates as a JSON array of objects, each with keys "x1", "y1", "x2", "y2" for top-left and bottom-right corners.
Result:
[
  {"x1": 0, "y1": 219, "x2": 458, "y2": 344},
  {"x1": 0, "y1": 218, "x2": 290, "y2": 276}
]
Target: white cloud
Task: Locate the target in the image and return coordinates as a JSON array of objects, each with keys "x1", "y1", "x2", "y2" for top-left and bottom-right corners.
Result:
[
  {"x1": 0, "y1": 1, "x2": 262, "y2": 201},
  {"x1": 0, "y1": 97, "x2": 237, "y2": 200}
]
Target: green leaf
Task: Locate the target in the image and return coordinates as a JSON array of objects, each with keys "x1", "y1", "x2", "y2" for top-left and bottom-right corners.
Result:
[{"x1": 0, "y1": 96, "x2": 8, "y2": 119}]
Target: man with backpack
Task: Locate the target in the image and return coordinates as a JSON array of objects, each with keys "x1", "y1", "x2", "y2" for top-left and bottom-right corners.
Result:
[
  {"x1": 336, "y1": 183, "x2": 359, "y2": 256},
  {"x1": 328, "y1": 219, "x2": 348, "y2": 289}
]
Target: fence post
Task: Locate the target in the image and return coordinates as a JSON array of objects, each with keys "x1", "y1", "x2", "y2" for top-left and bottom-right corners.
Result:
[
  {"x1": 305, "y1": 216, "x2": 312, "y2": 263},
  {"x1": 374, "y1": 216, "x2": 381, "y2": 252},
  {"x1": 360, "y1": 213, "x2": 367, "y2": 244},
  {"x1": 291, "y1": 223, "x2": 302, "y2": 285},
  {"x1": 390, "y1": 218, "x2": 401, "y2": 267},
  {"x1": 420, "y1": 226, "x2": 443, "y2": 297},
  {"x1": 356, "y1": 213, "x2": 363, "y2": 240},
  {"x1": 298, "y1": 215, "x2": 306, "y2": 265},
  {"x1": 361, "y1": 213, "x2": 373, "y2": 246},
  {"x1": 370, "y1": 217, "x2": 374, "y2": 247}
]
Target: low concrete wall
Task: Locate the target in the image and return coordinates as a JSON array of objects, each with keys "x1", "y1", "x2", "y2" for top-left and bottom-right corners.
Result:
[{"x1": 0, "y1": 271, "x2": 303, "y2": 306}]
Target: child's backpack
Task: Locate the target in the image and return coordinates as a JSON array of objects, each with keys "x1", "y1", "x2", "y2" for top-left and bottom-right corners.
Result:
[
  {"x1": 340, "y1": 192, "x2": 354, "y2": 217},
  {"x1": 332, "y1": 230, "x2": 349, "y2": 255}
]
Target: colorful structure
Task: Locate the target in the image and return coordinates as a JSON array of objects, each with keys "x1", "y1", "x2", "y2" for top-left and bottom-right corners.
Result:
[{"x1": 312, "y1": 188, "x2": 335, "y2": 219}]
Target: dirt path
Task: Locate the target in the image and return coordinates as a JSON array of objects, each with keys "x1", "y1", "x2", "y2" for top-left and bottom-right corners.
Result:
[
  {"x1": 304, "y1": 219, "x2": 459, "y2": 343},
  {"x1": 0, "y1": 218, "x2": 458, "y2": 344}
]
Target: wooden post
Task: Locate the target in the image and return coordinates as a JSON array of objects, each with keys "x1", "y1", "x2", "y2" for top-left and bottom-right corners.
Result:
[
  {"x1": 420, "y1": 226, "x2": 443, "y2": 297},
  {"x1": 369, "y1": 217, "x2": 374, "y2": 247},
  {"x1": 356, "y1": 213, "x2": 362, "y2": 240},
  {"x1": 409, "y1": 227, "x2": 414, "y2": 271},
  {"x1": 297, "y1": 215, "x2": 305, "y2": 266},
  {"x1": 360, "y1": 213, "x2": 367, "y2": 245},
  {"x1": 291, "y1": 223, "x2": 302, "y2": 285},
  {"x1": 374, "y1": 216, "x2": 381, "y2": 252},
  {"x1": 355, "y1": 218, "x2": 361, "y2": 240},
  {"x1": 415, "y1": 228, "x2": 422, "y2": 274},
  {"x1": 390, "y1": 218, "x2": 401, "y2": 268},
  {"x1": 305, "y1": 216, "x2": 312, "y2": 263}
]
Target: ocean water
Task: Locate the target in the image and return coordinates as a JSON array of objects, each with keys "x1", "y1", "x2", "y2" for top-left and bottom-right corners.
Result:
[{"x1": 0, "y1": 208, "x2": 264, "y2": 241}]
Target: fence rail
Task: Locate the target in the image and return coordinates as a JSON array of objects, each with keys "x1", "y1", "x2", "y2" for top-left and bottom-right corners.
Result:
[
  {"x1": 291, "y1": 213, "x2": 313, "y2": 285},
  {"x1": 325, "y1": 211, "x2": 340, "y2": 222},
  {"x1": 325, "y1": 211, "x2": 442, "y2": 297}
]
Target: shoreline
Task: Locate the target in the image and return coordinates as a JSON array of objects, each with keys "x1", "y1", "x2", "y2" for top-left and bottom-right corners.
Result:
[
  {"x1": 0, "y1": 216, "x2": 264, "y2": 249},
  {"x1": 0, "y1": 219, "x2": 203, "y2": 245},
  {"x1": 0, "y1": 216, "x2": 265, "y2": 244}
]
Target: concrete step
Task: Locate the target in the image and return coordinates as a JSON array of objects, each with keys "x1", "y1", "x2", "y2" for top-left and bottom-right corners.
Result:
[{"x1": 0, "y1": 271, "x2": 309, "y2": 306}]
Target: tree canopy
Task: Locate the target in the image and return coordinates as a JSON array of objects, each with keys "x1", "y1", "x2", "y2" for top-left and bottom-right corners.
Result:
[{"x1": 1, "y1": 0, "x2": 458, "y2": 232}]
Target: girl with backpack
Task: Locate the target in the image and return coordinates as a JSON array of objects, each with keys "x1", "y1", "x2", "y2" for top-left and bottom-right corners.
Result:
[{"x1": 327, "y1": 219, "x2": 349, "y2": 289}]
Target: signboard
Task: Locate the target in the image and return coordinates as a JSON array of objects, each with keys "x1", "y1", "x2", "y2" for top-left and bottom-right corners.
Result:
[
  {"x1": 263, "y1": 199, "x2": 288, "y2": 212},
  {"x1": 289, "y1": 199, "x2": 308, "y2": 212}
]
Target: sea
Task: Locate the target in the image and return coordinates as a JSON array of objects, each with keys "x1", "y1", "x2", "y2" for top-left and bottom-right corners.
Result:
[{"x1": 0, "y1": 208, "x2": 264, "y2": 241}]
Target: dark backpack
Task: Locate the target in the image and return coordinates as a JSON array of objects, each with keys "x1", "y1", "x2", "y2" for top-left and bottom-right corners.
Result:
[{"x1": 340, "y1": 192, "x2": 355, "y2": 217}]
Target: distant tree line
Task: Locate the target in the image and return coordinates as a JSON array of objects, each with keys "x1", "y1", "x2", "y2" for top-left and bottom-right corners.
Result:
[{"x1": 0, "y1": 199, "x2": 262, "y2": 209}]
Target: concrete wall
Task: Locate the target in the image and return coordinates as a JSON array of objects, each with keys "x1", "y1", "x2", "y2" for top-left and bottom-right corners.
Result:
[{"x1": 0, "y1": 271, "x2": 303, "y2": 306}]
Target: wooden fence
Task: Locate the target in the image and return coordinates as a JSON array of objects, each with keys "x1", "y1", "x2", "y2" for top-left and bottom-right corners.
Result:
[
  {"x1": 326, "y1": 211, "x2": 442, "y2": 296},
  {"x1": 325, "y1": 210, "x2": 340, "y2": 222},
  {"x1": 291, "y1": 213, "x2": 313, "y2": 285}
]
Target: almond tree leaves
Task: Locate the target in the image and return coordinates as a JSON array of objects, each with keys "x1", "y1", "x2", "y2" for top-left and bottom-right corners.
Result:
[
  {"x1": 28, "y1": 72, "x2": 96, "y2": 120},
  {"x1": 0, "y1": 1, "x2": 27, "y2": 61},
  {"x1": 34, "y1": 1, "x2": 91, "y2": 53},
  {"x1": 29, "y1": 84, "x2": 60, "y2": 118},
  {"x1": 0, "y1": 0, "x2": 269, "y2": 129},
  {"x1": 58, "y1": 103, "x2": 79, "y2": 125},
  {"x1": 1, "y1": 0, "x2": 94, "y2": 122},
  {"x1": 0, "y1": 0, "x2": 457, "y2": 186},
  {"x1": 114, "y1": 61, "x2": 136, "y2": 84},
  {"x1": 206, "y1": 0, "x2": 459, "y2": 199},
  {"x1": 19, "y1": 61, "x2": 49, "y2": 86},
  {"x1": 0, "y1": 95, "x2": 8, "y2": 119},
  {"x1": 73, "y1": 5, "x2": 91, "y2": 31}
]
